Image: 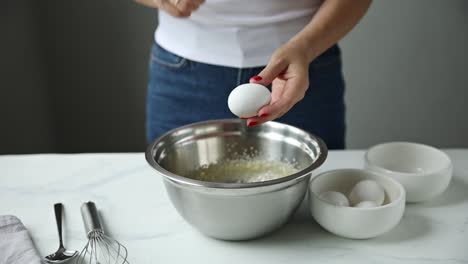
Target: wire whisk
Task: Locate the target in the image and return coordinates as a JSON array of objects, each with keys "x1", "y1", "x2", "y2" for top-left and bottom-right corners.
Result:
[{"x1": 75, "y1": 201, "x2": 129, "y2": 264}]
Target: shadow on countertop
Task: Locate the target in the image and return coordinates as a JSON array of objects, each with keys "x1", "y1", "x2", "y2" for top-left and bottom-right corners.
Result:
[{"x1": 417, "y1": 177, "x2": 468, "y2": 208}]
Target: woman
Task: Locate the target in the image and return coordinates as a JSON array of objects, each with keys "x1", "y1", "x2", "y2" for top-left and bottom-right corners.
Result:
[{"x1": 136, "y1": 0, "x2": 371, "y2": 149}]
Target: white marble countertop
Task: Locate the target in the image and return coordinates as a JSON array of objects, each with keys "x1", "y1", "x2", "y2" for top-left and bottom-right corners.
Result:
[{"x1": 1, "y1": 150, "x2": 468, "y2": 264}]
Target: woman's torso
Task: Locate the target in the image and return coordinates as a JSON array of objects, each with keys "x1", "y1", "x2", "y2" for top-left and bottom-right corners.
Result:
[{"x1": 155, "y1": 0, "x2": 323, "y2": 68}]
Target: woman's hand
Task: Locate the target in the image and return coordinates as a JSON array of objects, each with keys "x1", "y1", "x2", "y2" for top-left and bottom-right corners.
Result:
[
  {"x1": 247, "y1": 40, "x2": 310, "y2": 127},
  {"x1": 133, "y1": 0, "x2": 205, "y2": 17},
  {"x1": 246, "y1": 0, "x2": 371, "y2": 127}
]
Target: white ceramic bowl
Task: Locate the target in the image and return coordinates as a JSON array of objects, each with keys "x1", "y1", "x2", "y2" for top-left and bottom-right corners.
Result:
[
  {"x1": 365, "y1": 142, "x2": 453, "y2": 202},
  {"x1": 309, "y1": 169, "x2": 405, "y2": 239}
]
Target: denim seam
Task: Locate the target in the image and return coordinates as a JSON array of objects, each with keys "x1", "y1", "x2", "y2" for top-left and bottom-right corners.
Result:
[
  {"x1": 236, "y1": 68, "x2": 242, "y2": 86},
  {"x1": 151, "y1": 54, "x2": 187, "y2": 68}
]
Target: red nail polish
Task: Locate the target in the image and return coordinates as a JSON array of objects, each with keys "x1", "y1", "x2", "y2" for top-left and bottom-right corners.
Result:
[
  {"x1": 259, "y1": 113, "x2": 269, "y2": 118},
  {"x1": 250, "y1": 76, "x2": 262, "y2": 82},
  {"x1": 247, "y1": 121, "x2": 258, "y2": 127}
]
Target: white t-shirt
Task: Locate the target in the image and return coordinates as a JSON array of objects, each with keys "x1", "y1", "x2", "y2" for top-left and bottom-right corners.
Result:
[{"x1": 155, "y1": 0, "x2": 322, "y2": 68}]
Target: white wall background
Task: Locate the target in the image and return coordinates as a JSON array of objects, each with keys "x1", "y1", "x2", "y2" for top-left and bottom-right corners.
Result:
[{"x1": 342, "y1": 0, "x2": 468, "y2": 148}]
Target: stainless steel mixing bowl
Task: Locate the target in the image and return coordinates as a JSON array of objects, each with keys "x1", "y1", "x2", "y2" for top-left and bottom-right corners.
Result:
[{"x1": 146, "y1": 119, "x2": 327, "y2": 240}]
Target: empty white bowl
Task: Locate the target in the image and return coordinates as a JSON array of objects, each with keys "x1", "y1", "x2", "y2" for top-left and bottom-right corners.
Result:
[
  {"x1": 365, "y1": 142, "x2": 453, "y2": 202},
  {"x1": 309, "y1": 169, "x2": 405, "y2": 239}
]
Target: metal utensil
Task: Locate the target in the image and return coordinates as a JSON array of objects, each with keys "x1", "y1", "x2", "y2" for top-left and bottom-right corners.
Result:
[
  {"x1": 75, "y1": 201, "x2": 128, "y2": 264},
  {"x1": 45, "y1": 203, "x2": 78, "y2": 263},
  {"x1": 146, "y1": 119, "x2": 328, "y2": 240}
]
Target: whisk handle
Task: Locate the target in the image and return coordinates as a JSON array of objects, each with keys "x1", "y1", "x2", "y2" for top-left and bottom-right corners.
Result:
[{"x1": 81, "y1": 201, "x2": 103, "y2": 234}]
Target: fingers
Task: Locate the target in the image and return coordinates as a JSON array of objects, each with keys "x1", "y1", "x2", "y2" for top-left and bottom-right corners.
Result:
[
  {"x1": 191, "y1": 0, "x2": 205, "y2": 6},
  {"x1": 246, "y1": 97, "x2": 294, "y2": 127},
  {"x1": 249, "y1": 56, "x2": 288, "y2": 86},
  {"x1": 164, "y1": 0, "x2": 203, "y2": 17},
  {"x1": 161, "y1": 0, "x2": 188, "y2": 17},
  {"x1": 246, "y1": 67, "x2": 309, "y2": 127},
  {"x1": 175, "y1": 0, "x2": 196, "y2": 13}
]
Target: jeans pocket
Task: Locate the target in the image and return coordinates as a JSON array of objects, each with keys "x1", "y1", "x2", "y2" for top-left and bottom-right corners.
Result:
[{"x1": 151, "y1": 43, "x2": 188, "y2": 69}]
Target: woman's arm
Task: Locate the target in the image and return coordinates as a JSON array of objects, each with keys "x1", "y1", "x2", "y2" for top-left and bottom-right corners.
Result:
[
  {"x1": 294, "y1": 0, "x2": 372, "y2": 63},
  {"x1": 133, "y1": 0, "x2": 204, "y2": 17},
  {"x1": 248, "y1": 0, "x2": 372, "y2": 126}
]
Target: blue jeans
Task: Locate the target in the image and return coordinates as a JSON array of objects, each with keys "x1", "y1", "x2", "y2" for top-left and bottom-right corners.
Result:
[{"x1": 146, "y1": 43, "x2": 346, "y2": 149}]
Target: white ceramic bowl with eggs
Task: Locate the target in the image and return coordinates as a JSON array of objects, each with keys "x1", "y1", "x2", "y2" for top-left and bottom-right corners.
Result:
[
  {"x1": 309, "y1": 169, "x2": 405, "y2": 239},
  {"x1": 365, "y1": 142, "x2": 453, "y2": 203}
]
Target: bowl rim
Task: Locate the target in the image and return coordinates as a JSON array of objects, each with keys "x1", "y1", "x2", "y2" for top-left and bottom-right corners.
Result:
[
  {"x1": 145, "y1": 119, "x2": 328, "y2": 189},
  {"x1": 364, "y1": 141, "x2": 452, "y2": 177},
  {"x1": 309, "y1": 168, "x2": 406, "y2": 210}
]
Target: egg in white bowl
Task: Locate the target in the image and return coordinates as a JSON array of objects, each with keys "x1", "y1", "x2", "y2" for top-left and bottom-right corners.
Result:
[
  {"x1": 318, "y1": 191, "x2": 349, "y2": 206},
  {"x1": 348, "y1": 180, "x2": 385, "y2": 206},
  {"x1": 309, "y1": 169, "x2": 405, "y2": 239}
]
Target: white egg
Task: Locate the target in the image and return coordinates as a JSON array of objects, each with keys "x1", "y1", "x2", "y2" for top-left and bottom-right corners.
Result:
[
  {"x1": 319, "y1": 191, "x2": 349, "y2": 206},
  {"x1": 354, "y1": 201, "x2": 378, "y2": 208},
  {"x1": 348, "y1": 180, "x2": 385, "y2": 206},
  {"x1": 228, "y1": 83, "x2": 271, "y2": 118}
]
